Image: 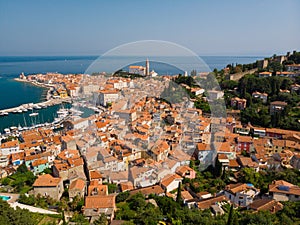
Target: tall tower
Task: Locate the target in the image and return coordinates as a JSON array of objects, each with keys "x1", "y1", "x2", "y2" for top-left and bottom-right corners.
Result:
[{"x1": 146, "y1": 58, "x2": 150, "y2": 76}]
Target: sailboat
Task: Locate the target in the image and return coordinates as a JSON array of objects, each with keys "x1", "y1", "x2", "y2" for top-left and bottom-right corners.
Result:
[{"x1": 22, "y1": 113, "x2": 29, "y2": 130}]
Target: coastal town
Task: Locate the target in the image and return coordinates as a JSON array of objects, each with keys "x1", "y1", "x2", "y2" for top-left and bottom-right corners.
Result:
[{"x1": 0, "y1": 51, "x2": 300, "y2": 224}]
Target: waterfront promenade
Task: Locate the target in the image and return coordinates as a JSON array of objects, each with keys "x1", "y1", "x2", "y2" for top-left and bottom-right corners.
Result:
[
  {"x1": 0, "y1": 77, "x2": 72, "y2": 116},
  {"x1": 0, "y1": 98, "x2": 72, "y2": 116}
]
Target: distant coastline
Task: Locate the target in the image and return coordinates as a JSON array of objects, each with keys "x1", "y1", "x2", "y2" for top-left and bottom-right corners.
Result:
[{"x1": 14, "y1": 77, "x2": 51, "y2": 89}]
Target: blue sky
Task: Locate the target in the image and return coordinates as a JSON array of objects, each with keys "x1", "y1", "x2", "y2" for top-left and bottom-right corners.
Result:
[{"x1": 0, "y1": 0, "x2": 299, "y2": 56}]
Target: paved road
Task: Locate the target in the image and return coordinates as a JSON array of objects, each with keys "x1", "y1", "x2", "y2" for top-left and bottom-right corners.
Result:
[{"x1": 9, "y1": 202, "x2": 59, "y2": 215}]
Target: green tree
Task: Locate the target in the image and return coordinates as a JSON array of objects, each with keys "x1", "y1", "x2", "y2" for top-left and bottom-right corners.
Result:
[
  {"x1": 239, "y1": 211, "x2": 276, "y2": 225},
  {"x1": 16, "y1": 164, "x2": 28, "y2": 173},
  {"x1": 93, "y1": 213, "x2": 107, "y2": 225},
  {"x1": 176, "y1": 182, "x2": 182, "y2": 204},
  {"x1": 221, "y1": 80, "x2": 238, "y2": 90},
  {"x1": 18, "y1": 194, "x2": 36, "y2": 205},
  {"x1": 127, "y1": 193, "x2": 147, "y2": 211},
  {"x1": 0, "y1": 199, "x2": 38, "y2": 225},
  {"x1": 268, "y1": 61, "x2": 283, "y2": 74},
  {"x1": 116, "y1": 191, "x2": 130, "y2": 203},
  {"x1": 69, "y1": 212, "x2": 89, "y2": 225},
  {"x1": 1, "y1": 177, "x2": 10, "y2": 186}
]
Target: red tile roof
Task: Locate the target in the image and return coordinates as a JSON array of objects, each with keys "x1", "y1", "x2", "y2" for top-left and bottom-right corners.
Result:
[
  {"x1": 33, "y1": 174, "x2": 61, "y2": 187},
  {"x1": 84, "y1": 195, "x2": 115, "y2": 209},
  {"x1": 69, "y1": 178, "x2": 85, "y2": 190}
]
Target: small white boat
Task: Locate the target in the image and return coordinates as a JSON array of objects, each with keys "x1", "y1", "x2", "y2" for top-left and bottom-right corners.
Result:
[
  {"x1": 4, "y1": 128, "x2": 10, "y2": 134},
  {"x1": 70, "y1": 107, "x2": 83, "y2": 116},
  {"x1": 0, "y1": 112, "x2": 8, "y2": 116},
  {"x1": 10, "y1": 126, "x2": 18, "y2": 130},
  {"x1": 18, "y1": 125, "x2": 23, "y2": 131},
  {"x1": 29, "y1": 112, "x2": 39, "y2": 117}
]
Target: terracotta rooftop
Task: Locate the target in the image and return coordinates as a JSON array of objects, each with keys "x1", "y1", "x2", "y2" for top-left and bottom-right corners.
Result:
[
  {"x1": 1, "y1": 139, "x2": 19, "y2": 148},
  {"x1": 197, "y1": 143, "x2": 210, "y2": 151},
  {"x1": 69, "y1": 178, "x2": 85, "y2": 190},
  {"x1": 161, "y1": 174, "x2": 183, "y2": 188},
  {"x1": 33, "y1": 174, "x2": 61, "y2": 187},
  {"x1": 181, "y1": 191, "x2": 193, "y2": 201},
  {"x1": 32, "y1": 159, "x2": 48, "y2": 167},
  {"x1": 88, "y1": 181, "x2": 108, "y2": 196},
  {"x1": 90, "y1": 170, "x2": 102, "y2": 180},
  {"x1": 238, "y1": 156, "x2": 258, "y2": 168},
  {"x1": 269, "y1": 180, "x2": 300, "y2": 196},
  {"x1": 270, "y1": 101, "x2": 287, "y2": 106},
  {"x1": 130, "y1": 185, "x2": 164, "y2": 196},
  {"x1": 249, "y1": 199, "x2": 283, "y2": 213},
  {"x1": 197, "y1": 195, "x2": 228, "y2": 209},
  {"x1": 176, "y1": 165, "x2": 194, "y2": 176},
  {"x1": 225, "y1": 183, "x2": 251, "y2": 194},
  {"x1": 61, "y1": 134, "x2": 74, "y2": 143},
  {"x1": 84, "y1": 195, "x2": 115, "y2": 209},
  {"x1": 237, "y1": 136, "x2": 253, "y2": 143},
  {"x1": 228, "y1": 159, "x2": 240, "y2": 168},
  {"x1": 120, "y1": 181, "x2": 134, "y2": 192}
]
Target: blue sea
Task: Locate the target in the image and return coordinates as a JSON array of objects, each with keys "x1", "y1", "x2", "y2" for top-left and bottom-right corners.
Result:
[{"x1": 0, "y1": 55, "x2": 264, "y2": 132}]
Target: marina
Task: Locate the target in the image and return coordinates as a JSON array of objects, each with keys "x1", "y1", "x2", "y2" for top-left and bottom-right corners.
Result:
[
  {"x1": 0, "y1": 98, "x2": 72, "y2": 116},
  {"x1": 0, "y1": 100, "x2": 99, "y2": 134}
]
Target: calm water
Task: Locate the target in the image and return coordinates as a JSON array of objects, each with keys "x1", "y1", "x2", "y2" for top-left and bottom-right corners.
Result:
[
  {"x1": 0, "y1": 55, "x2": 264, "y2": 77},
  {"x1": 0, "y1": 55, "x2": 264, "y2": 132},
  {"x1": 0, "y1": 78, "x2": 46, "y2": 110}
]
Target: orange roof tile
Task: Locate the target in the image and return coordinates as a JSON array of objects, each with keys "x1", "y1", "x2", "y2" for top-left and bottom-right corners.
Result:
[
  {"x1": 176, "y1": 165, "x2": 194, "y2": 176},
  {"x1": 1, "y1": 140, "x2": 19, "y2": 148},
  {"x1": 161, "y1": 174, "x2": 183, "y2": 188},
  {"x1": 90, "y1": 170, "x2": 102, "y2": 180},
  {"x1": 32, "y1": 159, "x2": 48, "y2": 167},
  {"x1": 33, "y1": 174, "x2": 61, "y2": 187},
  {"x1": 84, "y1": 195, "x2": 115, "y2": 209},
  {"x1": 69, "y1": 178, "x2": 85, "y2": 190}
]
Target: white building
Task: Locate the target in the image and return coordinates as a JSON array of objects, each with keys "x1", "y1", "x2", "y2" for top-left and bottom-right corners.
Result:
[
  {"x1": 130, "y1": 166, "x2": 156, "y2": 188},
  {"x1": 196, "y1": 143, "x2": 215, "y2": 171},
  {"x1": 258, "y1": 71, "x2": 272, "y2": 78},
  {"x1": 70, "y1": 117, "x2": 90, "y2": 131},
  {"x1": 0, "y1": 140, "x2": 20, "y2": 156},
  {"x1": 0, "y1": 154, "x2": 8, "y2": 167},
  {"x1": 98, "y1": 90, "x2": 119, "y2": 106},
  {"x1": 160, "y1": 174, "x2": 183, "y2": 193},
  {"x1": 286, "y1": 64, "x2": 300, "y2": 72},
  {"x1": 269, "y1": 180, "x2": 300, "y2": 202},
  {"x1": 129, "y1": 65, "x2": 146, "y2": 75},
  {"x1": 82, "y1": 84, "x2": 100, "y2": 96},
  {"x1": 252, "y1": 91, "x2": 268, "y2": 103},
  {"x1": 207, "y1": 90, "x2": 224, "y2": 100},
  {"x1": 150, "y1": 70, "x2": 158, "y2": 77},
  {"x1": 253, "y1": 127, "x2": 266, "y2": 137},
  {"x1": 107, "y1": 79, "x2": 128, "y2": 90},
  {"x1": 224, "y1": 183, "x2": 259, "y2": 207}
]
